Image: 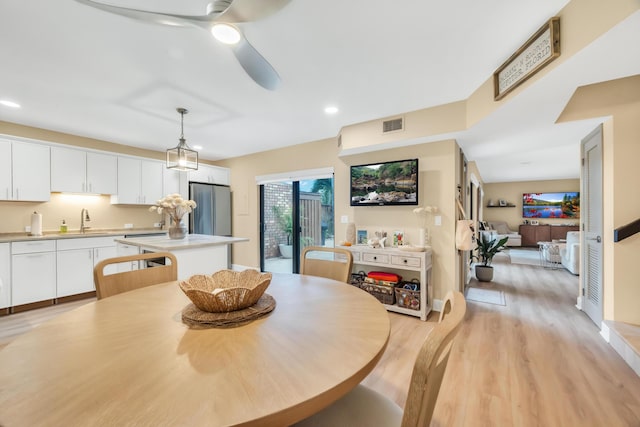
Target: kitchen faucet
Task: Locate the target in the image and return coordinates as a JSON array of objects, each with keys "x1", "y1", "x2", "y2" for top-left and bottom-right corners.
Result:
[{"x1": 80, "y1": 208, "x2": 91, "y2": 233}]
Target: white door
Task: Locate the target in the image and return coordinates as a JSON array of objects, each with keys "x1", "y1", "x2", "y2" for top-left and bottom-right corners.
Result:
[
  {"x1": 87, "y1": 152, "x2": 117, "y2": 194},
  {"x1": 51, "y1": 146, "x2": 86, "y2": 193},
  {"x1": 0, "y1": 243, "x2": 10, "y2": 309},
  {"x1": 0, "y1": 140, "x2": 13, "y2": 200},
  {"x1": 140, "y1": 160, "x2": 163, "y2": 205},
  {"x1": 57, "y1": 249, "x2": 94, "y2": 297},
  {"x1": 116, "y1": 157, "x2": 141, "y2": 204},
  {"x1": 12, "y1": 142, "x2": 50, "y2": 201},
  {"x1": 581, "y1": 126, "x2": 603, "y2": 327},
  {"x1": 12, "y1": 252, "x2": 56, "y2": 305}
]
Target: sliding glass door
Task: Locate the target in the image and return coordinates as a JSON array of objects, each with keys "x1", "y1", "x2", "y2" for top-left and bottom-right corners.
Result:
[{"x1": 260, "y1": 176, "x2": 334, "y2": 273}]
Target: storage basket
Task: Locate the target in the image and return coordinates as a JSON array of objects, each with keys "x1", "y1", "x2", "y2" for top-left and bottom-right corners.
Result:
[
  {"x1": 395, "y1": 279, "x2": 421, "y2": 310},
  {"x1": 349, "y1": 271, "x2": 367, "y2": 288},
  {"x1": 361, "y1": 277, "x2": 396, "y2": 305},
  {"x1": 395, "y1": 286, "x2": 420, "y2": 310}
]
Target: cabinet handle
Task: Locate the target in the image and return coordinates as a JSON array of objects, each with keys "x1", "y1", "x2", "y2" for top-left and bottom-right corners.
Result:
[
  {"x1": 15, "y1": 188, "x2": 19, "y2": 200},
  {"x1": 5, "y1": 188, "x2": 8, "y2": 199},
  {"x1": 373, "y1": 256, "x2": 377, "y2": 260},
  {"x1": 89, "y1": 183, "x2": 92, "y2": 192},
  {"x1": 403, "y1": 259, "x2": 408, "y2": 264},
  {"x1": 82, "y1": 182, "x2": 85, "y2": 192},
  {"x1": 91, "y1": 249, "x2": 96, "y2": 259}
]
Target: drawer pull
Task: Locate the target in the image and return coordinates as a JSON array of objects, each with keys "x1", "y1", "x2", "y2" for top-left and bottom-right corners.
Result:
[
  {"x1": 373, "y1": 256, "x2": 377, "y2": 260},
  {"x1": 403, "y1": 259, "x2": 408, "y2": 263}
]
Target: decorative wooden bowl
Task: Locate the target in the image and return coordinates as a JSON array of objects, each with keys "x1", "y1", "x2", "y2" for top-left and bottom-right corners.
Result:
[{"x1": 179, "y1": 270, "x2": 273, "y2": 313}]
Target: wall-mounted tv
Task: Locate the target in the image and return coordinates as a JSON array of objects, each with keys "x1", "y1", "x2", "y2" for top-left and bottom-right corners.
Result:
[
  {"x1": 523, "y1": 192, "x2": 580, "y2": 219},
  {"x1": 350, "y1": 159, "x2": 418, "y2": 206}
]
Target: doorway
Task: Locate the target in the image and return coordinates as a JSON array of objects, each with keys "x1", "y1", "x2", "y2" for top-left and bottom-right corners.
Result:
[{"x1": 260, "y1": 176, "x2": 335, "y2": 273}]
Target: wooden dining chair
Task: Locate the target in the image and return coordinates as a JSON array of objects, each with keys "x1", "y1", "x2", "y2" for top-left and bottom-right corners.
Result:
[
  {"x1": 93, "y1": 252, "x2": 178, "y2": 300},
  {"x1": 300, "y1": 246, "x2": 354, "y2": 283},
  {"x1": 294, "y1": 291, "x2": 467, "y2": 427}
]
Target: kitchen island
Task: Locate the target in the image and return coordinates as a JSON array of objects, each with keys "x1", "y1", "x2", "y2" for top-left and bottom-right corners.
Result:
[{"x1": 115, "y1": 234, "x2": 249, "y2": 279}]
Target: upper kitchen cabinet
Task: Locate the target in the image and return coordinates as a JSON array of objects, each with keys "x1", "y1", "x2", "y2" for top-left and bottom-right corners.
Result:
[
  {"x1": 51, "y1": 146, "x2": 117, "y2": 194},
  {"x1": 189, "y1": 164, "x2": 230, "y2": 185},
  {"x1": 163, "y1": 168, "x2": 187, "y2": 197},
  {"x1": 0, "y1": 139, "x2": 50, "y2": 202},
  {"x1": 111, "y1": 157, "x2": 163, "y2": 205}
]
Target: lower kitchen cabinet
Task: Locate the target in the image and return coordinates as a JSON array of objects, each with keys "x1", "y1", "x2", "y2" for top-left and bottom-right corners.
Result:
[
  {"x1": 57, "y1": 248, "x2": 94, "y2": 297},
  {"x1": 0, "y1": 243, "x2": 10, "y2": 309},
  {"x1": 116, "y1": 242, "x2": 140, "y2": 272},
  {"x1": 56, "y1": 236, "x2": 123, "y2": 298},
  {"x1": 11, "y1": 240, "x2": 57, "y2": 306}
]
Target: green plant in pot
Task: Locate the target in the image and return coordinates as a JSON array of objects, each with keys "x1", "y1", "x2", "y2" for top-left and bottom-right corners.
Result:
[
  {"x1": 473, "y1": 233, "x2": 509, "y2": 282},
  {"x1": 272, "y1": 206, "x2": 293, "y2": 258}
]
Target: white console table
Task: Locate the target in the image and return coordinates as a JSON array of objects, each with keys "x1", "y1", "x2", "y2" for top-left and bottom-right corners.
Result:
[{"x1": 340, "y1": 245, "x2": 432, "y2": 321}]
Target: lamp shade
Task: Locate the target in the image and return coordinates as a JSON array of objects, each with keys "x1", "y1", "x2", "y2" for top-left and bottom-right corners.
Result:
[
  {"x1": 167, "y1": 139, "x2": 198, "y2": 171},
  {"x1": 166, "y1": 107, "x2": 198, "y2": 171}
]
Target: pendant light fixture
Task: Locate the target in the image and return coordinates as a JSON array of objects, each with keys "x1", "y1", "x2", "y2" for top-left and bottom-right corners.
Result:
[{"x1": 166, "y1": 107, "x2": 198, "y2": 171}]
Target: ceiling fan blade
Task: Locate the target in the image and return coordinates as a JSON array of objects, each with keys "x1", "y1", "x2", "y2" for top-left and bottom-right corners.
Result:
[
  {"x1": 74, "y1": 0, "x2": 197, "y2": 28},
  {"x1": 220, "y1": 0, "x2": 292, "y2": 23},
  {"x1": 231, "y1": 37, "x2": 281, "y2": 90}
]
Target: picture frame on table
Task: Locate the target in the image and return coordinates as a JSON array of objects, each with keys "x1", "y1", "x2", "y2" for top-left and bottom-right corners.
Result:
[
  {"x1": 393, "y1": 230, "x2": 404, "y2": 246},
  {"x1": 356, "y1": 229, "x2": 368, "y2": 245}
]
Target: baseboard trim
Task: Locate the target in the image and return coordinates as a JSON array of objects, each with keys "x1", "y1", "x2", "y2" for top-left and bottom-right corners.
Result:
[
  {"x1": 433, "y1": 298, "x2": 444, "y2": 313},
  {"x1": 600, "y1": 321, "x2": 610, "y2": 342}
]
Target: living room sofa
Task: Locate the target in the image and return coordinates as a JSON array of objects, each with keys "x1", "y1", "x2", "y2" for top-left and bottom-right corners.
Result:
[
  {"x1": 486, "y1": 221, "x2": 522, "y2": 247},
  {"x1": 560, "y1": 231, "x2": 580, "y2": 275}
]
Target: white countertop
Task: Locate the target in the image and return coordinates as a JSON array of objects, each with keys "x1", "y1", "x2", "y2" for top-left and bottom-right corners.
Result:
[
  {"x1": 114, "y1": 234, "x2": 249, "y2": 251},
  {"x1": 0, "y1": 229, "x2": 166, "y2": 243}
]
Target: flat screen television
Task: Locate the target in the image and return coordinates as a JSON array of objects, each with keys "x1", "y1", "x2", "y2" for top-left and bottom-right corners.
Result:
[
  {"x1": 350, "y1": 159, "x2": 418, "y2": 206},
  {"x1": 523, "y1": 192, "x2": 580, "y2": 219}
]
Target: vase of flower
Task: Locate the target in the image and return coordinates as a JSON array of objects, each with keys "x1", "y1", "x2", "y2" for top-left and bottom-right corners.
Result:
[
  {"x1": 150, "y1": 194, "x2": 197, "y2": 240},
  {"x1": 168, "y1": 222, "x2": 188, "y2": 240},
  {"x1": 413, "y1": 206, "x2": 438, "y2": 247}
]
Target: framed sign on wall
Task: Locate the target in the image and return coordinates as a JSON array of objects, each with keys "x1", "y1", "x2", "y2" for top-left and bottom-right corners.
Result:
[{"x1": 493, "y1": 17, "x2": 560, "y2": 100}]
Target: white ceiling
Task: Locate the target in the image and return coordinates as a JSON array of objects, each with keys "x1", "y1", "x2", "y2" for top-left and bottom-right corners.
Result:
[{"x1": 0, "y1": 1, "x2": 638, "y2": 183}]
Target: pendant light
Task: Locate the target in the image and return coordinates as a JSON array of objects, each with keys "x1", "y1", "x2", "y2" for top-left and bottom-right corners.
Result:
[{"x1": 166, "y1": 107, "x2": 198, "y2": 171}]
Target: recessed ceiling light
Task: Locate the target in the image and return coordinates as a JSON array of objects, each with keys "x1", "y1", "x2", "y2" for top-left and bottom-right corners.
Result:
[
  {"x1": 211, "y1": 23, "x2": 241, "y2": 45},
  {"x1": 0, "y1": 99, "x2": 21, "y2": 109},
  {"x1": 324, "y1": 106, "x2": 339, "y2": 114},
  {"x1": 193, "y1": 145, "x2": 203, "y2": 150}
]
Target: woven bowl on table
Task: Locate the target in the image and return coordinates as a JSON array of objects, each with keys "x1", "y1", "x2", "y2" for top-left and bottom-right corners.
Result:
[{"x1": 179, "y1": 269, "x2": 272, "y2": 313}]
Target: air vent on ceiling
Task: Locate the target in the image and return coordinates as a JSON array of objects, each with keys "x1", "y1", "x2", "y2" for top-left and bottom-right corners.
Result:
[{"x1": 382, "y1": 117, "x2": 404, "y2": 133}]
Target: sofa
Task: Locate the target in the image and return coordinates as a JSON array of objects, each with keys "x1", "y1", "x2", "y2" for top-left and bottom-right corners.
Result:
[
  {"x1": 560, "y1": 231, "x2": 580, "y2": 275},
  {"x1": 486, "y1": 221, "x2": 522, "y2": 247}
]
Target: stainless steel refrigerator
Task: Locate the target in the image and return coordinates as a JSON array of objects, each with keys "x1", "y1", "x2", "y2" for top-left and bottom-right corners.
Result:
[{"x1": 189, "y1": 182, "x2": 232, "y2": 236}]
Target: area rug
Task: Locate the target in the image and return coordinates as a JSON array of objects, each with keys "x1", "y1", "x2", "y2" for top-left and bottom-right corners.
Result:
[
  {"x1": 507, "y1": 249, "x2": 540, "y2": 266},
  {"x1": 465, "y1": 287, "x2": 506, "y2": 306}
]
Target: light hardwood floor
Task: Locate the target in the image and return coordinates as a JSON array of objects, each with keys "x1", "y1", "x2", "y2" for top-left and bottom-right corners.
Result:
[{"x1": 1, "y1": 258, "x2": 640, "y2": 426}]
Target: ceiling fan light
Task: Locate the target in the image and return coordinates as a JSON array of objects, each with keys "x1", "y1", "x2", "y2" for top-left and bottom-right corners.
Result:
[{"x1": 211, "y1": 23, "x2": 241, "y2": 45}]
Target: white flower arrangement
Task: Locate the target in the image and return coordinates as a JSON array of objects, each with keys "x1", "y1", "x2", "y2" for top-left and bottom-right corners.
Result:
[
  {"x1": 149, "y1": 193, "x2": 197, "y2": 224},
  {"x1": 413, "y1": 205, "x2": 438, "y2": 228}
]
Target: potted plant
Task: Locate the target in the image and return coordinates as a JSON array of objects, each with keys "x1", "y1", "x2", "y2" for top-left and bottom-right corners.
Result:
[
  {"x1": 473, "y1": 233, "x2": 509, "y2": 282},
  {"x1": 272, "y1": 206, "x2": 293, "y2": 258}
]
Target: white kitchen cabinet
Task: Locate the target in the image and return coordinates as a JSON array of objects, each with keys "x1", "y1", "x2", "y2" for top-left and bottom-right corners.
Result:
[
  {"x1": 116, "y1": 242, "x2": 140, "y2": 272},
  {"x1": 56, "y1": 236, "x2": 122, "y2": 297},
  {"x1": 163, "y1": 167, "x2": 183, "y2": 196},
  {"x1": 56, "y1": 248, "x2": 94, "y2": 297},
  {"x1": 112, "y1": 157, "x2": 163, "y2": 205},
  {"x1": 189, "y1": 164, "x2": 230, "y2": 185},
  {"x1": 0, "y1": 243, "x2": 10, "y2": 309},
  {"x1": 11, "y1": 240, "x2": 56, "y2": 306},
  {"x1": 51, "y1": 147, "x2": 117, "y2": 194},
  {"x1": 0, "y1": 141, "x2": 11, "y2": 201},
  {"x1": 0, "y1": 139, "x2": 50, "y2": 201}
]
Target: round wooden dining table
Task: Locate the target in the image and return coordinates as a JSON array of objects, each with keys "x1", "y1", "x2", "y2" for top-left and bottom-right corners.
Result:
[{"x1": 0, "y1": 273, "x2": 390, "y2": 426}]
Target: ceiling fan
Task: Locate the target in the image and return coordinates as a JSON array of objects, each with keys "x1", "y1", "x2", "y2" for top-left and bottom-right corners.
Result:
[{"x1": 74, "y1": 0, "x2": 290, "y2": 90}]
